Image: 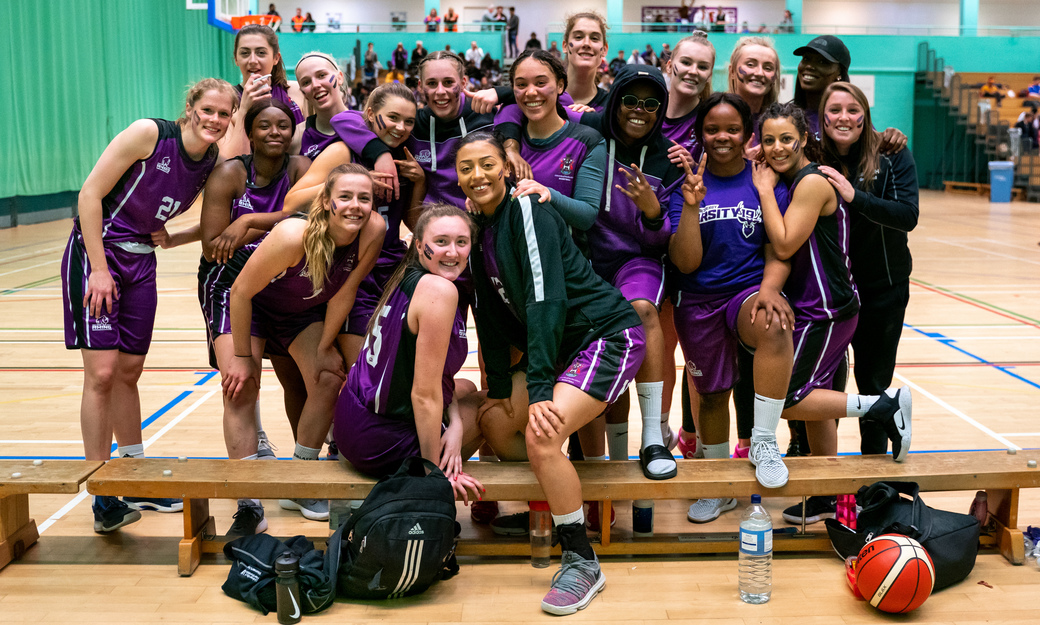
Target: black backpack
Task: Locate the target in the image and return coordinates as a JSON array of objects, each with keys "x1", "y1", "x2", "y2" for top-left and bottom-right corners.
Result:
[
  {"x1": 337, "y1": 457, "x2": 461, "y2": 599},
  {"x1": 825, "y1": 481, "x2": 980, "y2": 591}
]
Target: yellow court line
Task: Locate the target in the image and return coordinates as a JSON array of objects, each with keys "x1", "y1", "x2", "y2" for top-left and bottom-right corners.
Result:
[{"x1": 0, "y1": 392, "x2": 82, "y2": 405}]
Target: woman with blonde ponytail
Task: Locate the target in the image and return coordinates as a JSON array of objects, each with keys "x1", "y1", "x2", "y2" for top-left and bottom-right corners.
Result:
[{"x1": 224, "y1": 163, "x2": 384, "y2": 525}]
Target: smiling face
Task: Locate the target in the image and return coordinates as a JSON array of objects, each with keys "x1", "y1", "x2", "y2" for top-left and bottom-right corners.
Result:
[
  {"x1": 823, "y1": 90, "x2": 865, "y2": 150},
  {"x1": 366, "y1": 95, "x2": 417, "y2": 148},
  {"x1": 186, "y1": 90, "x2": 235, "y2": 144},
  {"x1": 760, "y1": 117, "x2": 807, "y2": 176},
  {"x1": 296, "y1": 56, "x2": 344, "y2": 112},
  {"x1": 235, "y1": 33, "x2": 278, "y2": 80},
  {"x1": 615, "y1": 83, "x2": 659, "y2": 143},
  {"x1": 421, "y1": 59, "x2": 464, "y2": 119},
  {"x1": 701, "y1": 102, "x2": 744, "y2": 168},
  {"x1": 328, "y1": 173, "x2": 374, "y2": 238},
  {"x1": 455, "y1": 141, "x2": 507, "y2": 211},
  {"x1": 512, "y1": 57, "x2": 564, "y2": 124},
  {"x1": 667, "y1": 41, "x2": 714, "y2": 102},
  {"x1": 566, "y1": 18, "x2": 607, "y2": 70},
  {"x1": 797, "y1": 50, "x2": 841, "y2": 93},
  {"x1": 249, "y1": 106, "x2": 293, "y2": 157},
  {"x1": 732, "y1": 44, "x2": 777, "y2": 102},
  {"x1": 417, "y1": 215, "x2": 471, "y2": 281}
]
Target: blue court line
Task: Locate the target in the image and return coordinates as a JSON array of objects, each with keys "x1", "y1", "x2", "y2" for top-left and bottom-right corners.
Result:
[{"x1": 903, "y1": 323, "x2": 1040, "y2": 392}]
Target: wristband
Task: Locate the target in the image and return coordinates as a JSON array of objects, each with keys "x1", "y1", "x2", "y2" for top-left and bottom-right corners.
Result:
[{"x1": 235, "y1": 354, "x2": 252, "y2": 358}]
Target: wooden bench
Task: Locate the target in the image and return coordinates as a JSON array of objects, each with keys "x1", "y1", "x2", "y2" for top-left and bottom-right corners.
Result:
[
  {"x1": 0, "y1": 460, "x2": 104, "y2": 570},
  {"x1": 86, "y1": 451, "x2": 1040, "y2": 576},
  {"x1": 944, "y1": 180, "x2": 990, "y2": 195}
]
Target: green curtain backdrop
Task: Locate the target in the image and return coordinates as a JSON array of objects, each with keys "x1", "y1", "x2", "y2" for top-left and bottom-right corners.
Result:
[{"x1": 0, "y1": 0, "x2": 235, "y2": 199}]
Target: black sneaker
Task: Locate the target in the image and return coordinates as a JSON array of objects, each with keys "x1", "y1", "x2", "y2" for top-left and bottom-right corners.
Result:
[
  {"x1": 226, "y1": 502, "x2": 268, "y2": 537},
  {"x1": 861, "y1": 386, "x2": 912, "y2": 462},
  {"x1": 123, "y1": 497, "x2": 183, "y2": 512},
  {"x1": 491, "y1": 511, "x2": 530, "y2": 536},
  {"x1": 782, "y1": 496, "x2": 837, "y2": 525},
  {"x1": 93, "y1": 495, "x2": 142, "y2": 533}
]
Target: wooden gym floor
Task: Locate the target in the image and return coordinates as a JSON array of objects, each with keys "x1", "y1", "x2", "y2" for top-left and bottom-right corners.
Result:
[{"x1": 1, "y1": 189, "x2": 1038, "y2": 623}]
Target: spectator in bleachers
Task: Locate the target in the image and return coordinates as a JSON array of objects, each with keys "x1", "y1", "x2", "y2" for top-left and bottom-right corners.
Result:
[
  {"x1": 393, "y1": 43, "x2": 408, "y2": 74},
  {"x1": 1015, "y1": 110, "x2": 1038, "y2": 151},
  {"x1": 494, "y1": 6, "x2": 508, "y2": 31},
  {"x1": 465, "y1": 41, "x2": 485, "y2": 66},
  {"x1": 1026, "y1": 76, "x2": 1040, "y2": 99},
  {"x1": 363, "y1": 43, "x2": 379, "y2": 86},
  {"x1": 642, "y1": 44, "x2": 659, "y2": 67},
  {"x1": 482, "y1": 5, "x2": 496, "y2": 32},
  {"x1": 266, "y1": 4, "x2": 281, "y2": 31},
  {"x1": 425, "y1": 8, "x2": 441, "y2": 32},
  {"x1": 610, "y1": 50, "x2": 628, "y2": 76},
  {"x1": 740, "y1": 21, "x2": 750, "y2": 33},
  {"x1": 712, "y1": 7, "x2": 727, "y2": 32},
  {"x1": 302, "y1": 12, "x2": 315, "y2": 32},
  {"x1": 526, "y1": 32, "x2": 542, "y2": 50},
  {"x1": 678, "y1": 0, "x2": 693, "y2": 32},
  {"x1": 778, "y1": 9, "x2": 794, "y2": 33},
  {"x1": 548, "y1": 41, "x2": 562, "y2": 60},
  {"x1": 979, "y1": 76, "x2": 1006, "y2": 107},
  {"x1": 291, "y1": 8, "x2": 304, "y2": 32},
  {"x1": 507, "y1": 8, "x2": 520, "y2": 57},
  {"x1": 660, "y1": 42, "x2": 672, "y2": 65},
  {"x1": 444, "y1": 7, "x2": 459, "y2": 32},
  {"x1": 412, "y1": 40, "x2": 428, "y2": 68},
  {"x1": 628, "y1": 49, "x2": 644, "y2": 65}
]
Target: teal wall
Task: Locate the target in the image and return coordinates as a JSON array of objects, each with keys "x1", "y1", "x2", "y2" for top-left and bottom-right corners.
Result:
[{"x1": 552, "y1": 32, "x2": 1040, "y2": 146}]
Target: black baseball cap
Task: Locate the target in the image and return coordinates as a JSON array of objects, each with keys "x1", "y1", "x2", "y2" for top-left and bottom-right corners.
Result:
[{"x1": 794, "y1": 35, "x2": 851, "y2": 72}]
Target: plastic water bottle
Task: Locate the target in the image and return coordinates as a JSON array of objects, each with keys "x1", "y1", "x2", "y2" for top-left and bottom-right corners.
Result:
[
  {"x1": 836, "y1": 494, "x2": 857, "y2": 530},
  {"x1": 275, "y1": 552, "x2": 302, "y2": 624},
  {"x1": 632, "y1": 500, "x2": 654, "y2": 537},
  {"x1": 739, "y1": 494, "x2": 772, "y2": 604},
  {"x1": 530, "y1": 501, "x2": 551, "y2": 569}
]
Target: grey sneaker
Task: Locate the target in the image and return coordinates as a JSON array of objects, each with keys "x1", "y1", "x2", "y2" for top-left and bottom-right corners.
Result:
[
  {"x1": 687, "y1": 497, "x2": 738, "y2": 523},
  {"x1": 279, "y1": 498, "x2": 329, "y2": 521},
  {"x1": 540, "y1": 551, "x2": 606, "y2": 615},
  {"x1": 257, "y1": 431, "x2": 277, "y2": 460},
  {"x1": 226, "y1": 501, "x2": 267, "y2": 537},
  {"x1": 749, "y1": 436, "x2": 789, "y2": 488}
]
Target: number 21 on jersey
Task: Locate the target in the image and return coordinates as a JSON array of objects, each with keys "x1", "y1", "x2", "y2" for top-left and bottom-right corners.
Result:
[{"x1": 155, "y1": 196, "x2": 181, "y2": 221}]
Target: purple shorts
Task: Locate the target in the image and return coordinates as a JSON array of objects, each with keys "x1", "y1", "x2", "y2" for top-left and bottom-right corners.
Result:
[
  {"x1": 673, "y1": 286, "x2": 759, "y2": 395},
  {"x1": 344, "y1": 253, "x2": 401, "y2": 336},
  {"x1": 198, "y1": 252, "x2": 261, "y2": 340},
  {"x1": 61, "y1": 232, "x2": 157, "y2": 355},
  {"x1": 610, "y1": 257, "x2": 665, "y2": 308},
  {"x1": 333, "y1": 383, "x2": 442, "y2": 477},
  {"x1": 254, "y1": 302, "x2": 326, "y2": 355},
  {"x1": 787, "y1": 314, "x2": 858, "y2": 407},
  {"x1": 557, "y1": 325, "x2": 646, "y2": 404}
]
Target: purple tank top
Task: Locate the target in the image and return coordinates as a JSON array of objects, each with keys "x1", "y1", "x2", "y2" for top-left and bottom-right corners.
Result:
[
  {"x1": 235, "y1": 83, "x2": 305, "y2": 126},
  {"x1": 349, "y1": 265, "x2": 468, "y2": 417},
  {"x1": 229, "y1": 155, "x2": 292, "y2": 251},
  {"x1": 661, "y1": 109, "x2": 703, "y2": 161},
  {"x1": 252, "y1": 231, "x2": 360, "y2": 316},
  {"x1": 88, "y1": 119, "x2": 217, "y2": 246},
  {"x1": 300, "y1": 114, "x2": 341, "y2": 158},
  {"x1": 782, "y1": 163, "x2": 859, "y2": 321}
]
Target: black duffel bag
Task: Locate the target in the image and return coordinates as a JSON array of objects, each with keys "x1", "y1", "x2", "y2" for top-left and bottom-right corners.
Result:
[{"x1": 825, "y1": 481, "x2": 980, "y2": 591}]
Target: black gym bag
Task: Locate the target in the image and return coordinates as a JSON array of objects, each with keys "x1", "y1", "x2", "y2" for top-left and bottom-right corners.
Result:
[
  {"x1": 825, "y1": 481, "x2": 980, "y2": 591},
  {"x1": 336, "y1": 456, "x2": 461, "y2": 599}
]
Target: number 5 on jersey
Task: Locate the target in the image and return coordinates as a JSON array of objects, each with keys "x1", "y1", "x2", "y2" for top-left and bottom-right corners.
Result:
[{"x1": 364, "y1": 305, "x2": 391, "y2": 365}]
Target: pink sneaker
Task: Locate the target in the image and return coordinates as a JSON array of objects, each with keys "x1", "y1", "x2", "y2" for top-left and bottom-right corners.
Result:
[
  {"x1": 677, "y1": 433, "x2": 700, "y2": 459},
  {"x1": 732, "y1": 445, "x2": 750, "y2": 459}
]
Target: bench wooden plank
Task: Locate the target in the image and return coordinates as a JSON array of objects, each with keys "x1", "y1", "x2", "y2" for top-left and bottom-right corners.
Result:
[{"x1": 0, "y1": 460, "x2": 104, "y2": 570}]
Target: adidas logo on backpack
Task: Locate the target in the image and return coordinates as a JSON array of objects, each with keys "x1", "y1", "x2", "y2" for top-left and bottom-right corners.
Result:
[{"x1": 408, "y1": 523, "x2": 424, "y2": 535}]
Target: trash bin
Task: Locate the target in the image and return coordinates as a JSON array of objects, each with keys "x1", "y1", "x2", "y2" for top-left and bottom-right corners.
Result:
[{"x1": 988, "y1": 161, "x2": 1014, "y2": 203}]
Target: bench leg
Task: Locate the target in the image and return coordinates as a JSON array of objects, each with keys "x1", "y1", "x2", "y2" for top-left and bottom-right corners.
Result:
[
  {"x1": 179, "y1": 498, "x2": 214, "y2": 577},
  {"x1": 0, "y1": 494, "x2": 39, "y2": 570},
  {"x1": 599, "y1": 500, "x2": 611, "y2": 547},
  {"x1": 987, "y1": 488, "x2": 1024, "y2": 565}
]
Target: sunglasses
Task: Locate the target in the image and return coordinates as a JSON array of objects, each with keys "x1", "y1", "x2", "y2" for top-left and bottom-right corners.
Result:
[{"x1": 621, "y1": 95, "x2": 661, "y2": 113}]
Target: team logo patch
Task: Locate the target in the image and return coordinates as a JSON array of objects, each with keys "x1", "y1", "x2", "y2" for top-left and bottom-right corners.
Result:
[
  {"x1": 564, "y1": 361, "x2": 584, "y2": 378},
  {"x1": 91, "y1": 315, "x2": 112, "y2": 332},
  {"x1": 686, "y1": 360, "x2": 703, "y2": 376},
  {"x1": 156, "y1": 156, "x2": 171, "y2": 174},
  {"x1": 559, "y1": 155, "x2": 574, "y2": 176},
  {"x1": 415, "y1": 149, "x2": 433, "y2": 164},
  {"x1": 237, "y1": 195, "x2": 253, "y2": 212}
]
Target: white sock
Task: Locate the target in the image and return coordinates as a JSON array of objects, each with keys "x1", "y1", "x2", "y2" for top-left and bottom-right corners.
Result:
[
  {"x1": 552, "y1": 508, "x2": 584, "y2": 527},
  {"x1": 752, "y1": 394, "x2": 785, "y2": 440},
  {"x1": 584, "y1": 454, "x2": 608, "y2": 462},
  {"x1": 702, "y1": 442, "x2": 730, "y2": 459},
  {"x1": 847, "y1": 394, "x2": 881, "y2": 418},
  {"x1": 606, "y1": 422, "x2": 629, "y2": 461},
  {"x1": 636, "y1": 382, "x2": 665, "y2": 448},
  {"x1": 660, "y1": 410, "x2": 673, "y2": 441},
  {"x1": 117, "y1": 444, "x2": 144, "y2": 459},
  {"x1": 292, "y1": 444, "x2": 321, "y2": 460}
]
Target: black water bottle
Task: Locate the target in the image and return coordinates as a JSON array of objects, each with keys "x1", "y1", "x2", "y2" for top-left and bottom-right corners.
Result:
[{"x1": 276, "y1": 552, "x2": 302, "y2": 624}]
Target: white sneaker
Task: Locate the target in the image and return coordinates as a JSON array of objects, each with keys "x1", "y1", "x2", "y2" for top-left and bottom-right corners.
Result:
[
  {"x1": 687, "y1": 497, "x2": 737, "y2": 523},
  {"x1": 749, "y1": 436, "x2": 789, "y2": 488},
  {"x1": 279, "y1": 498, "x2": 329, "y2": 521}
]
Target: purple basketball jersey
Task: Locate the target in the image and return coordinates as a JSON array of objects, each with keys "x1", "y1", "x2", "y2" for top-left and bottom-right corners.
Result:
[
  {"x1": 84, "y1": 119, "x2": 217, "y2": 246},
  {"x1": 251, "y1": 233, "x2": 360, "y2": 318},
  {"x1": 662, "y1": 109, "x2": 702, "y2": 161},
  {"x1": 523, "y1": 129, "x2": 598, "y2": 198},
  {"x1": 349, "y1": 265, "x2": 468, "y2": 416},
  {"x1": 300, "y1": 114, "x2": 342, "y2": 158}
]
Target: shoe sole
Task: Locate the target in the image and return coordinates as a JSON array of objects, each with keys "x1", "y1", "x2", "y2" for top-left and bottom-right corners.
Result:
[
  {"x1": 94, "y1": 509, "x2": 142, "y2": 533},
  {"x1": 640, "y1": 445, "x2": 678, "y2": 480},
  {"x1": 226, "y1": 517, "x2": 269, "y2": 538},
  {"x1": 782, "y1": 510, "x2": 836, "y2": 525},
  {"x1": 279, "y1": 499, "x2": 330, "y2": 521},
  {"x1": 125, "y1": 500, "x2": 184, "y2": 513},
  {"x1": 892, "y1": 387, "x2": 912, "y2": 463},
  {"x1": 687, "y1": 498, "x2": 738, "y2": 523},
  {"x1": 541, "y1": 573, "x2": 606, "y2": 615}
]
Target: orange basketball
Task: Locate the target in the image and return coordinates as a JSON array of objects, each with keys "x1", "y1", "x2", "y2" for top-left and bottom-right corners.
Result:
[{"x1": 855, "y1": 534, "x2": 934, "y2": 613}]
